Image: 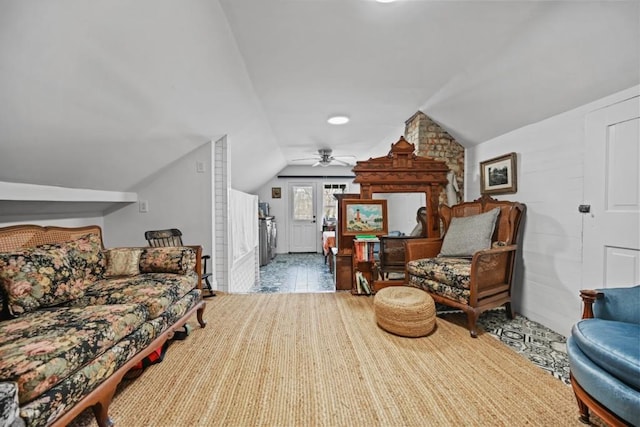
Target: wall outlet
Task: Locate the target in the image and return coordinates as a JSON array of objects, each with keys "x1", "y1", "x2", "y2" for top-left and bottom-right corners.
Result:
[
  {"x1": 196, "y1": 161, "x2": 206, "y2": 173},
  {"x1": 139, "y1": 200, "x2": 149, "y2": 213}
]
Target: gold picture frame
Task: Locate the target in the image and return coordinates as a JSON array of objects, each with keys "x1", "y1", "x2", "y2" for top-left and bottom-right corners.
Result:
[
  {"x1": 341, "y1": 199, "x2": 388, "y2": 236},
  {"x1": 480, "y1": 152, "x2": 517, "y2": 195}
]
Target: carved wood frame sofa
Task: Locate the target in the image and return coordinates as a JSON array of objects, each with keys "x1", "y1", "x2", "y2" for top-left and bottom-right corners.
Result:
[{"x1": 0, "y1": 225, "x2": 207, "y2": 427}]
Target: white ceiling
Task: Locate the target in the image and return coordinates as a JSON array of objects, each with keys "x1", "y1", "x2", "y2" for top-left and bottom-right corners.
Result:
[{"x1": 0, "y1": 1, "x2": 638, "y2": 194}]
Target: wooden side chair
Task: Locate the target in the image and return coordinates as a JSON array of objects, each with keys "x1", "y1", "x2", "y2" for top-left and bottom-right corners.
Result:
[
  {"x1": 144, "y1": 228, "x2": 216, "y2": 298},
  {"x1": 404, "y1": 196, "x2": 525, "y2": 337}
]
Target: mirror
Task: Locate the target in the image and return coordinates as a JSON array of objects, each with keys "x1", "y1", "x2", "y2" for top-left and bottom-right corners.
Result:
[{"x1": 373, "y1": 193, "x2": 426, "y2": 236}]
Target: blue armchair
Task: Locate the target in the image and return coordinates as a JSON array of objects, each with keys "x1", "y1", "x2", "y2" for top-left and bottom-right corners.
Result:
[{"x1": 567, "y1": 286, "x2": 640, "y2": 426}]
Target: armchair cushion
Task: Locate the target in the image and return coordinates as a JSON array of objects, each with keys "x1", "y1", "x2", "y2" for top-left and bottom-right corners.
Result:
[
  {"x1": 571, "y1": 319, "x2": 640, "y2": 390},
  {"x1": 406, "y1": 257, "x2": 471, "y2": 290},
  {"x1": 568, "y1": 334, "x2": 640, "y2": 426},
  {"x1": 439, "y1": 208, "x2": 500, "y2": 257}
]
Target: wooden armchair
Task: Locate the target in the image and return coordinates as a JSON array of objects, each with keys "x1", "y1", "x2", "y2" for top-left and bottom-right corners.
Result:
[{"x1": 404, "y1": 195, "x2": 525, "y2": 337}]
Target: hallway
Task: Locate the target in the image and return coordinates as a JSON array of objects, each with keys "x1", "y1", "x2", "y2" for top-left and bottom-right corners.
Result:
[{"x1": 252, "y1": 253, "x2": 335, "y2": 293}]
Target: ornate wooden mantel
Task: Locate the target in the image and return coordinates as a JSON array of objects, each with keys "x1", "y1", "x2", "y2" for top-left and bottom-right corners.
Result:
[{"x1": 352, "y1": 136, "x2": 450, "y2": 238}]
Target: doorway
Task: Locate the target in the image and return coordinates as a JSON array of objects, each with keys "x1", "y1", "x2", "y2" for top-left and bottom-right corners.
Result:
[
  {"x1": 583, "y1": 95, "x2": 639, "y2": 287},
  {"x1": 288, "y1": 182, "x2": 317, "y2": 252}
]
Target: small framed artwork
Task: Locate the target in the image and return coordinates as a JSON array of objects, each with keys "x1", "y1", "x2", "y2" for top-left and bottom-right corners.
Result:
[
  {"x1": 480, "y1": 152, "x2": 518, "y2": 195},
  {"x1": 271, "y1": 187, "x2": 281, "y2": 199},
  {"x1": 341, "y1": 199, "x2": 388, "y2": 236}
]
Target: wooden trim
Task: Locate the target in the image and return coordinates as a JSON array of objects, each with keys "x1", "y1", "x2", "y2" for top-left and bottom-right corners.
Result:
[{"x1": 570, "y1": 373, "x2": 632, "y2": 427}]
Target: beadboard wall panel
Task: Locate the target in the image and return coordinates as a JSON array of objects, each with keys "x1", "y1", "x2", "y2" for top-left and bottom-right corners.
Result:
[{"x1": 466, "y1": 85, "x2": 639, "y2": 337}]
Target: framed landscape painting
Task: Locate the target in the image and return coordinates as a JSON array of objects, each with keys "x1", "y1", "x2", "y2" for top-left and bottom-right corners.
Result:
[
  {"x1": 341, "y1": 199, "x2": 388, "y2": 236},
  {"x1": 480, "y1": 152, "x2": 518, "y2": 195}
]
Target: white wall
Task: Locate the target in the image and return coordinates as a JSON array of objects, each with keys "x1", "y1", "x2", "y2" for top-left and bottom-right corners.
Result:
[
  {"x1": 465, "y1": 85, "x2": 639, "y2": 337},
  {"x1": 255, "y1": 166, "x2": 358, "y2": 253},
  {"x1": 104, "y1": 142, "x2": 213, "y2": 255}
]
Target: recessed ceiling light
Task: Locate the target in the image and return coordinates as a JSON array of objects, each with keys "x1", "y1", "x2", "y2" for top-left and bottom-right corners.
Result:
[
  {"x1": 327, "y1": 115, "x2": 350, "y2": 125},
  {"x1": 376, "y1": 0, "x2": 396, "y2": 3}
]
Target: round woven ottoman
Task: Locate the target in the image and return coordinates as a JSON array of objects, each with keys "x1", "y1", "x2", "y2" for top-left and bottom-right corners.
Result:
[{"x1": 374, "y1": 286, "x2": 436, "y2": 337}]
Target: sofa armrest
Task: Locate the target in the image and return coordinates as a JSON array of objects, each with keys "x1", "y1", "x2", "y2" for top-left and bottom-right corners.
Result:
[
  {"x1": 404, "y1": 238, "x2": 443, "y2": 262},
  {"x1": 187, "y1": 245, "x2": 203, "y2": 290},
  {"x1": 470, "y1": 244, "x2": 518, "y2": 291},
  {"x1": 581, "y1": 286, "x2": 640, "y2": 323}
]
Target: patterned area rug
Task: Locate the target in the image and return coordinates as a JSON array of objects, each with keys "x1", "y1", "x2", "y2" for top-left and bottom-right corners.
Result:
[{"x1": 442, "y1": 307, "x2": 570, "y2": 384}]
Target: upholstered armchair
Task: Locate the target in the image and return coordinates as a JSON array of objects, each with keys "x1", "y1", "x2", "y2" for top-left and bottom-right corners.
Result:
[
  {"x1": 567, "y1": 286, "x2": 640, "y2": 426},
  {"x1": 404, "y1": 195, "x2": 525, "y2": 338}
]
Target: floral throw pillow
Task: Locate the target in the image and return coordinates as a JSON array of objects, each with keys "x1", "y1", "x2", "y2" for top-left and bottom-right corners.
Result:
[
  {"x1": 61, "y1": 233, "x2": 106, "y2": 283},
  {"x1": 104, "y1": 248, "x2": 142, "y2": 277},
  {"x1": 0, "y1": 247, "x2": 83, "y2": 316},
  {"x1": 139, "y1": 247, "x2": 196, "y2": 275}
]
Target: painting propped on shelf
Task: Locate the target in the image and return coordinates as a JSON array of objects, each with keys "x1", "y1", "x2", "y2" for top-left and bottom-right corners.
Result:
[{"x1": 341, "y1": 199, "x2": 388, "y2": 236}]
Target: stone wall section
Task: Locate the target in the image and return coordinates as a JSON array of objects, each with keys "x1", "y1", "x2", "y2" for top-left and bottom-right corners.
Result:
[{"x1": 405, "y1": 111, "x2": 464, "y2": 206}]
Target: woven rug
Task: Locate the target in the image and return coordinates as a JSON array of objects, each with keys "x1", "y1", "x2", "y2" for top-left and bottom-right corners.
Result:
[{"x1": 69, "y1": 292, "x2": 586, "y2": 427}]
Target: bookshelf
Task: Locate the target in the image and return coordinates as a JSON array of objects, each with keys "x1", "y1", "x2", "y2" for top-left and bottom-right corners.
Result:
[
  {"x1": 352, "y1": 236, "x2": 379, "y2": 295},
  {"x1": 334, "y1": 193, "x2": 360, "y2": 291}
]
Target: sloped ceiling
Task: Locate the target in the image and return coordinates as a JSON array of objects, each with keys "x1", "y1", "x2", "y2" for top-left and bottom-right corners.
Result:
[{"x1": 0, "y1": 0, "x2": 638, "y2": 194}]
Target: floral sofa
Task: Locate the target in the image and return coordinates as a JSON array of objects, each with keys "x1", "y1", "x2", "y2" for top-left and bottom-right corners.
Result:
[{"x1": 0, "y1": 225, "x2": 207, "y2": 427}]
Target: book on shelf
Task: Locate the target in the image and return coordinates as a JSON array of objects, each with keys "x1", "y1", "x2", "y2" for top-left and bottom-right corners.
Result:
[
  {"x1": 354, "y1": 270, "x2": 371, "y2": 295},
  {"x1": 354, "y1": 234, "x2": 379, "y2": 242},
  {"x1": 354, "y1": 240, "x2": 377, "y2": 262}
]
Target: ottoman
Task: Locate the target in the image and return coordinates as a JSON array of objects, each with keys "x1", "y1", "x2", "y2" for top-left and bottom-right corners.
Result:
[{"x1": 374, "y1": 286, "x2": 436, "y2": 337}]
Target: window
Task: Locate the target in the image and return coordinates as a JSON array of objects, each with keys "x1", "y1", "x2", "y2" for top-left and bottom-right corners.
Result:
[
  {"x1": 292, "y1": 185, "x2": 314, "y2": 221},
  {"x1": 322, "y1": 184, "x2": 346, "y2": 222}
]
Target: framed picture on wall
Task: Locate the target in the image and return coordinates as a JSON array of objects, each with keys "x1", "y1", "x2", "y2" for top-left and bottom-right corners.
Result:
[
  {"x1": 480, "y1": 152, "x2": 518, "y2": 195},
  {"x1": 341, "y1": 199, "x2": 388, "y2": 236},
  {"x1": 271, "y1": 187, "x2": 281, "y2": 199}
]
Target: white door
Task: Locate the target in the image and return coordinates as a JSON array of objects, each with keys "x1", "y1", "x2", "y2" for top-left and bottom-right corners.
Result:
[
  {"x1": 289, "y1": 183, "x2": 318, "y2": 252},
  {"x1": 583, "y1": 96, "x2": 640, "y2": 288}
]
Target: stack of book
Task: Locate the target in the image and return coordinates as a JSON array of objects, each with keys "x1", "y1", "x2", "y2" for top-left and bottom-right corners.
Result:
[{"x1": 354, "y1": 270, "x2": 371, "y2": 295}]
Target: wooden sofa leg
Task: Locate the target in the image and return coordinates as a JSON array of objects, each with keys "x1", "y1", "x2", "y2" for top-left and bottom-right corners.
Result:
[
  {"x1": 571, "y1": 375, "x2": 591, "y2": 424},
  {"x1": 465, "y1": 310, "x2": 480, "y2": 338},
  {"x1": 504, "y1": 302, "x2": 515, "y2": 319},
  {"x1": 92, "y1": 393, "x2": 116, "y2": 427},
  {"x1": 197, "y1": 303, "x2": 207, "y2": 328}
]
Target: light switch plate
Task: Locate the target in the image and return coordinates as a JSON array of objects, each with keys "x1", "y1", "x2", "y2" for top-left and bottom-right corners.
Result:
[{"x1": 139, "y1": 200, "x2": 149, "y2": 213}]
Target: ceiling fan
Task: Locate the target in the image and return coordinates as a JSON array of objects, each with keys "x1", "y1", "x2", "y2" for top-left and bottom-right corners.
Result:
[{"x1": 291, "y1": 148, "x2": 356, "y2": 167}]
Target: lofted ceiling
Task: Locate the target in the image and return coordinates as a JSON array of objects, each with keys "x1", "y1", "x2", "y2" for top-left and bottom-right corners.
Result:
[{"x1": 0, "y1": 0, "x2": 638, "y2": 195}]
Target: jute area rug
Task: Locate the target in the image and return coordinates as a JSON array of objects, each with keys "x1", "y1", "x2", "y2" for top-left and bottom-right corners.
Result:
[{"x1": 71, "y1": 292, "x2": 585, "y2": 427}]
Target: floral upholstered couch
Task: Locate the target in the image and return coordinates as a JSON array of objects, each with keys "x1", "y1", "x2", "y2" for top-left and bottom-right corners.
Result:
[{"x1": 0, "y1": 225, "x2": 207, "y2": 427}]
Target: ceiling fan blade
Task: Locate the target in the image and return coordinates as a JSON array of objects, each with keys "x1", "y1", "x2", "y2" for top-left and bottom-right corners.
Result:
[
  {"x1": 291, "y1": 157, "x2": 321, "y2": 162},
  {"x1": 312, "y1": 161, "x2": 321, "y2": 167},
  {"x1": 332, "y1": 158, "x2": 353, "y2": 166}
]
